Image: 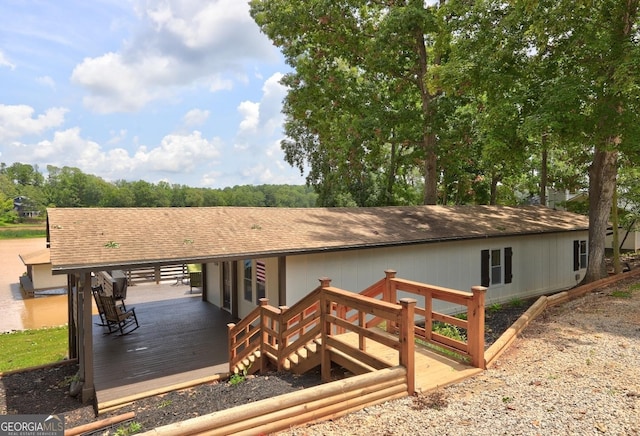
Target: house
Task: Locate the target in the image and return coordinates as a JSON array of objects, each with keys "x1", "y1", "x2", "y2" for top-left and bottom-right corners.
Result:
[
  {"x1": 14, "y1": 196, "x2": 41, "y2": 218},
  {"x1": 18, "y1": 248, "x2": 69, "y2": 297},
  {"x1": 46, "y1": 205, "x2": 589, "y2": 401}
]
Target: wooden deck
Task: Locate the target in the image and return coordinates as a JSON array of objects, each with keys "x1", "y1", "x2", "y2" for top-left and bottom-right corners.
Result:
[
  {"x1": 92, "y1": 283, "x2": 237, "y2": 413},
  {"x1": 335, "y1": 331, "x2": 483, "y2": 392},
  {"x1": 93, "y1": 283, "x2": 481, "y2": 414}
]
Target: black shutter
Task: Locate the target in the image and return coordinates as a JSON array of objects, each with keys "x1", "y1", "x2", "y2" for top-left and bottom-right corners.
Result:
[
  {"x1": 505, "y1": 247, "x2": 513, "y2": 284},
  {"x1": 481, "y1": 249, "x2": 490, "y2": 287},
  {"x1": 573, "y1": 240, "x2": 579, "y2": 271}
]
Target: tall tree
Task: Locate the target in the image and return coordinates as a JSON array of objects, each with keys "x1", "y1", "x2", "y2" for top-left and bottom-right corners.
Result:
[{"x1": 251, "y1": 0, "x2": 457, "y2": 206}]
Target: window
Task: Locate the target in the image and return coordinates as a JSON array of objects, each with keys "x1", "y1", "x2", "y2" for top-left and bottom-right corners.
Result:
[
  {"x1": 256, "y1": 260, "x2": 266, "y2": 302},
  {"x1": 491, "y1": 249, "x2": 502, "y2": 285},
  {"x1": 573, "y1": 240, "x2": 588, "y2": 271},
  {"x1": 243, "y1": 260, "x2": 252, "y2": 302},
  {"x1": 481, "y1": 247, "x2": 513, "y2": 287}
]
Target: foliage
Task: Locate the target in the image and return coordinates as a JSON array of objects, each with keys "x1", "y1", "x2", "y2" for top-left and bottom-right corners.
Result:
[
  {"x1": 0, "y1": 226, "x2": 47, "y2": 239},
  {"x1": 0, "y1": 326, "x2": 68, "y2": 372},
  {"x1": 0, "y1": 162, "x2": 319, "y2": 219},
  {"x1": 229, "y1": 367, "x2": 249, "y2": 386},
  {"x1": 114, "y1": 421, "x2": 142, "y2": 436}
]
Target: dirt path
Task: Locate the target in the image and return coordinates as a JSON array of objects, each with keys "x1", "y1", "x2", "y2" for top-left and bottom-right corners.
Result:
[{"x1": 0, "y1": 238, "x2": 68, "y2": 332}]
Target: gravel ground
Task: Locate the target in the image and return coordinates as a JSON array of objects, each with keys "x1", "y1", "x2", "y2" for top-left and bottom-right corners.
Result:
[{"x1": 280, "y1": 275, "x2": 640, "y2": 436}]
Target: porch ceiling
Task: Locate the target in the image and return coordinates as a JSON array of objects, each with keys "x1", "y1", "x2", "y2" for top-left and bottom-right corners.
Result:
[{"x1": 47, "y1": 205, "x2": 589, "y2": 273}]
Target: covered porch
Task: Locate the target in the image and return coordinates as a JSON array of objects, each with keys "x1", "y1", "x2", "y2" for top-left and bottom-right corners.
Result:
[{"x1": 92, "y1": 281, "x2": 237, "y2": 413}]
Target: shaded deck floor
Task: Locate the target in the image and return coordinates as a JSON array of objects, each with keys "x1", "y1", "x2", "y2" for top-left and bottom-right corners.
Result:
[{"x1": 92, "y1": 283, "x2": 237, "y2": 413}]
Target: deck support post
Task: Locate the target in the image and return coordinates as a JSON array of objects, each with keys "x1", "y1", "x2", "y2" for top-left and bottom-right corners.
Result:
[
  {"x1": 384, "y1": 270, "x2": 397, "y2": 333},
  {"x1": 399, "y1": 298, "x2": 416, "y2": 396},
  {"x1": 468, "y1": 286, "x2": 487, "y2": 369},
  {"x1": 259, "y1": 298, "x2": 269, "y2": 373},
  {"x1": 319, "y1": 277, "x2": 332, "y2": 383},
  {"x1": 79, "y1": 271, "x2": 94, "y2": 403}
]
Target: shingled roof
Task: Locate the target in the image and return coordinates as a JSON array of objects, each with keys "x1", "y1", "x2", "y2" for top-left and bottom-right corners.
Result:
[{"x1": 47, "y1": 205, "x2": 589, "y2": 273}]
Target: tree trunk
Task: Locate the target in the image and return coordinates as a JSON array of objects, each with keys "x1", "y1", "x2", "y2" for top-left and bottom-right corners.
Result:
[
  {"x1": 540, "y1": 134, "x2": 548, "y2": 206},
  {"x1": 612, "y1": 186, "x2": 621, "y2": 274},
  {"x1": 414, "y1": 23, "x2": 439, "y2": 205},
  {"x1": 582, "y1": 148, "x2": 618, "y2": 284},
  {"x1": 490, "y1": 174, "x2": 500, "y2": 205}
]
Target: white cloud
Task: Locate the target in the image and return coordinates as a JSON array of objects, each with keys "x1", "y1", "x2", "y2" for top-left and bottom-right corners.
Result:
[
  {"x1": 0, "y1": 50, "x2": 15, "y2": 70},
  {"x1": 0, "y1": 104, "x2": 67, "y2": 142},
  {"x1": 234, "y1": 72, "x2": 287, "y2": 150},
  {"x1": 36, "y1": 76, "x2": 56, "y2": 90},
  {"x1": 134, "y1": 131, "x2": 221, "y2": 173},
  {"x1": 107, "y1": 129, "x2": 128, "y2": 145},
  {"x1": 237, "y1": 101, "x2": 260, "y2": 135},
  {"x1": 182, "y1": 109, "x2": 210, "y2": 127},
  {"x1": 71, "y1": 0, "x2": 279, "y2": 113}
]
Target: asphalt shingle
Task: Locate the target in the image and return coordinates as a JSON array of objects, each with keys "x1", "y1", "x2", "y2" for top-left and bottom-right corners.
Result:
[{"x1": 46, "y1": 205, "x2": 589, "y2": 273}]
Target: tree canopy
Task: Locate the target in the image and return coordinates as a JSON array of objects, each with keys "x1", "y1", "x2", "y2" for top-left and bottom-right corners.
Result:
[
  {"x1": 250, "y1": 0, "x2": 640, "y2": 281},
  {"x1": 0, "y1": 162, "x2": 318, "y2": 224}
]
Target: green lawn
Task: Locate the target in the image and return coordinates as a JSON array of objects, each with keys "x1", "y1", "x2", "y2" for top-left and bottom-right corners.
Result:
[
  {"x1": 0, "y1": 223, "x2": 47, "y2": 239},
  {"x1": 0, "y1": 326, "x2": 68, "y2": 372}
]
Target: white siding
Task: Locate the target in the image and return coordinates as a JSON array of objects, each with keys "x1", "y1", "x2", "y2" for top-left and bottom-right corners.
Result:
[
  {"x1": 285, "y1": 231, "x2": 588, "y2": 314},
  {"x1": 205, "y1": 262, "x2": 222, "y2": 307},
  {"x1": 32, "y1": 264, "x2": 67, "y2": 290}
]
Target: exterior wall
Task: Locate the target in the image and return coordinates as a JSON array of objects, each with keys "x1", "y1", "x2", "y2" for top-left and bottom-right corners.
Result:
[
  {"x1": 285, "y1": 231, "x2": 589, "y2": 314},
  {"x1": 205, "y1": 262, "x2": 222, "y2": 307},
  {"x1": 236, "y1": 257, "x2": 280, "y2": 319},
  {"x1": 606, "y1": 229, "x2": 640, "y2": 251},
  {"x1": 31, "y1": 263, "x2": 68, "y2": 290}
]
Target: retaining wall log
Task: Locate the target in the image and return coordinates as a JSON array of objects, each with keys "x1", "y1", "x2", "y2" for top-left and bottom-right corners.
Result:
[
  {"x1": 485, "y1": 296, "x2": 548, "y2": 368},
  {"x1": 140, "y1": 366, "x2": 407, "y2": 436}
]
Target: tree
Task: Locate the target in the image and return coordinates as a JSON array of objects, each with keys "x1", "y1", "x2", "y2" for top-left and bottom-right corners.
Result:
[{"x1": 251, "y1": 0, "x2": 458, "y2": 206}]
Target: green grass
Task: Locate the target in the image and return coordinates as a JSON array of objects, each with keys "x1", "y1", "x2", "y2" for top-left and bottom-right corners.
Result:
[
  {"x1": 0, "y1": 223, "x2": 47, "y2": 239},
  {"x1": 610, "y1": 281, "x2": 640, "y2": 299},
  {"x1": 0, "y1": 326, "x2": 68, "y2": 372}
]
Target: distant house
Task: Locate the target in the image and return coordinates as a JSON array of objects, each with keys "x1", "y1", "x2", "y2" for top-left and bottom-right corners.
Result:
[
  {"x1": 19, "y1": 249, "x2": 68, "y2": 297},
  {"x1": 13, "y1": 196, "x2": 40, "y2": 218}
]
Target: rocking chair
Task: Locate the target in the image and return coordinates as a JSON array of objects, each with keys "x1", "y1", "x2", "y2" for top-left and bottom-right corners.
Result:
[{"x1": 98, "y1": 294, "x2": 139, "y2": 336}]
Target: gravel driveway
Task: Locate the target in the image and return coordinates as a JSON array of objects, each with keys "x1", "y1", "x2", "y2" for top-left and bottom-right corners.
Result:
[{"x1": 280, "y1": 275, "x2": 640, "y2": 436}]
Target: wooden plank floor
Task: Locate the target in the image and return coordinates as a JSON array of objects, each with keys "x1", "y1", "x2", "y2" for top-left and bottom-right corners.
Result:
[
  {"x1": 335, "y1": 331, "x2": 483, "y2": 392},
  {"x1": 92, "y1": 282, "x2": 237, "y2": 412}
]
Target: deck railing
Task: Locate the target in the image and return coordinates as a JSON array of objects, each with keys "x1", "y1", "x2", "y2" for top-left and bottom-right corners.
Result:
[
  {"x1": 330, "y1": 270, "x2": 487, "y2": 368},
  {"x1": 384, "y1": 270, "x2": 487, "y2": 368},
  {"x1": 227, "y1": 271, "x2": 486, "y2": 396},
  {"x1": 227, "y1": 279, "x2": 417, "y2": 394}
]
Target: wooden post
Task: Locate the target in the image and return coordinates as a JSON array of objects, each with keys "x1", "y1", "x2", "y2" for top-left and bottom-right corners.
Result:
[
  {"x1": 384, "y1": 270, "x2": 397, "y2": 333},
  {"x1": 227, "y1": 323, "x2": 236, "y2": 372},
  {"x1": 319, "y1": 278, "x2": 332, "y2": 383},
  {"x1": 79, "y1": 272, "x2": 94, "y2": 403},
  {"x1": 154, "y1": 266, "x2": 161, "y2": 284},
  {"x1": 399, "y1": 298, "x2": 416, "y2": 396},
  {"x1": 358, "y1": 311, "x2": 366, "y2": 351},
  {"x1": 467, "y1": 286, "x2": 487, "y2": 369},
  {"x1": 259, "y1": 298, "x2": 269, "y2": 373},
  {"x1": 425, "y1": 289, "x2": 433, "y2": 342},
  {"x1": 278, "y1": 306, "x2": 289, "y2": 371}
]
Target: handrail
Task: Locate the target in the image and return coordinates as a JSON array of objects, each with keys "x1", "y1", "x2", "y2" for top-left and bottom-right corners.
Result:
[
  {"x1": 227, "y1": 270, "x2": 485, "y2": 396},
  {"x1": 385, "y1": 271, "x2": 486, "y2": 368}
]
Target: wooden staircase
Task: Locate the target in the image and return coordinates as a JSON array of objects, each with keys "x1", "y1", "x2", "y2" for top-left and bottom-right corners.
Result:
[{"x1": 228, "y1": 270, "x2": 487, "y2": 384}]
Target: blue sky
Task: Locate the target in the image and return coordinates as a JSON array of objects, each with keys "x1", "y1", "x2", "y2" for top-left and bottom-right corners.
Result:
[{"x1": 0, "y1": 0, "x2": 307, "y2": 188}]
